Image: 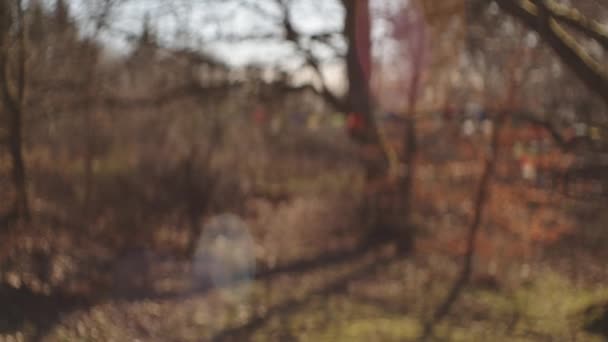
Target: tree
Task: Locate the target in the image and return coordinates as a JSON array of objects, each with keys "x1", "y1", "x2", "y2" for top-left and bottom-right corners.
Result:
[
  {"x1": 54, "y1": 0, "x2": 71, "y2": 33},
  {"x1": 128, "y1": 0, "x2": 406, "y2": 236},
  {"x1": 493, "y1": 0, "x2": 608, "y2": 105},
  {"x1": 486, "y1": 0, "x2": 608, "y2": 202},
  {"x1": 0, "y1": 0, "x2": 29, "y2": 221},
  {"x1": 389, "y1": 0, "x2": 429, "y2": 219},
  {"x1": 28, "y1": 0, "x2": 46, "y2": 43}
]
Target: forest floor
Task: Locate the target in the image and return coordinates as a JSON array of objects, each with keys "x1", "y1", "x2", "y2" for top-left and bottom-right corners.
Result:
[
  {"x1": 2, "y1": 190, "x2": 607, "y2": 342},
  {"x1": 2, "y1": 132, "x2": 608, "y2": 341}
]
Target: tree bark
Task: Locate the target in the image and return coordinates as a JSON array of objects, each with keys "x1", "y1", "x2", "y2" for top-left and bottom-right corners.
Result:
[
  {"x1": 82, "y1": 49, "x2": 99, "y2": 219},
  {"x1": 342, "y1": 0, "x2": 389, "y2": 180},
  {"x1": 0, "y1": 0, "x2": 29, "y2": 220},
  {"x1": 402, "y1": 88, "x2": 419, "y2": 220},
  {"x1": 8, "y1": 107, "x2": 28, "y2": 219}
]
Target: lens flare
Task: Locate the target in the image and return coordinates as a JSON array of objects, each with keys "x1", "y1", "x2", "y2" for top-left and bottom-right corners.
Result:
[{"x1": 192, "y1": 213, "x2": 256, "y2": 301}]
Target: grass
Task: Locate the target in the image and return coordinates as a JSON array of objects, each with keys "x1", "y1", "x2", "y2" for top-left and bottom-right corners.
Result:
[{"x1": 245, "y1": 266, "x2": 608, "y2": 341}]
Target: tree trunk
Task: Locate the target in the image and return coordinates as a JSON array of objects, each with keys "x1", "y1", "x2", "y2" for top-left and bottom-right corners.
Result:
[
  {"x1": 8, "y1": 108, "x2": 29, "y2": 219},
  {"x1": 342, "y1": 0, "x2": 388, "y2": 180},
  {"x1": 83, "y1": 50, "x2": 98, "y2": 219},
  {"x1": 401, "y1": 58, "x2": 422, "y2": 220},
  {"x1": 343, "y1": 0, "x2": 412, "y2": 243},
  {"x1": 402, "y1": 116, "x2": 416, "y2": 218},
  {"x1": 83, "y1": 109, "x2": 93, "y2": 217},
  {"x1": 0, "y1": 0, "x2": 29, "y2": 220}
]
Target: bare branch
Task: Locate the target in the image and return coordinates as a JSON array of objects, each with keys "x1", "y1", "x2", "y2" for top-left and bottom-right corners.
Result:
[
  {"x1": 240, "y1": 0, "x2": 282, "y2": 22},
  {"x1": 513, "y1": 111, "x2": 595, "y2": 151},
  {"x1": 494, "y1": 0, "x2": 608, "y2": 105},
  {"x1": 309, "y1": 31, "x2": 345, "y2": 56},
  {"x1": 270, "y1": 0, "x2": 346, "y2": 111},
  {"x1": 544, "y1": 0, "x2": 608, "y2": 50}
]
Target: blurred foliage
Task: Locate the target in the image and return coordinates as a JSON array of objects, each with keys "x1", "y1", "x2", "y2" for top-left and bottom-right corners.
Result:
[{"x1": 1, "y1": 0, "x2": 608, "y2": 341}]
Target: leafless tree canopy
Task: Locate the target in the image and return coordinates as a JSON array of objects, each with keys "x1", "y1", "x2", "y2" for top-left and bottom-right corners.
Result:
[{"x1": 0, "y1": 0, "x2": 607, "y2": 340}]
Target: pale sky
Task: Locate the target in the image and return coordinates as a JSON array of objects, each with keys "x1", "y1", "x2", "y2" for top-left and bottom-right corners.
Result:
[
  {"x1": 67, "y1": 0, "x2": 400, "y2": 61},
  {"x1": 62, "y1": 0, "x2": 412, "y2": 91}
]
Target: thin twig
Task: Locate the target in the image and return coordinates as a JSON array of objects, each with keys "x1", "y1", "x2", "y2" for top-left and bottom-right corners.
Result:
[{"x1": 420, "y1": 57, "x2": 521, "y2": 341}]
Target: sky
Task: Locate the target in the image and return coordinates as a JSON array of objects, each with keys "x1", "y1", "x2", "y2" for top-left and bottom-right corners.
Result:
[
  {"x1": 65, "y1": 1, "x2": 401, "y2": 58},
  {"x1": 62, "y1": 0, "x2": 414, "y2": 90},
  {"x1": 66, "y1": 0, "x2": 340, "y2": 63}
]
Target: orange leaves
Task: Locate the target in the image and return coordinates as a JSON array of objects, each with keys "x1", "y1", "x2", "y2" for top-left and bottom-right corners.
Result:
[{"x1": 528, "y1": 210, "x2": 574, "y2": 244}]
